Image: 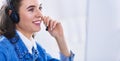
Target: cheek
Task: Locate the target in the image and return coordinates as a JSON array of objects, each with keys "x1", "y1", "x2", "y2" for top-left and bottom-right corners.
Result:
[
  {"x1": 19, "y1": 12, "x2": 33, "y2": 22},
  {"x1": 18, "y1": 12, "x2": 34, "y2": 28}
]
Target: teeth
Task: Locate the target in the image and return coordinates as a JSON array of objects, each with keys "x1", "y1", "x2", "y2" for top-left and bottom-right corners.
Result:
[{"x1": 34, "y1": 21, "x2": 40, "y2": 23}]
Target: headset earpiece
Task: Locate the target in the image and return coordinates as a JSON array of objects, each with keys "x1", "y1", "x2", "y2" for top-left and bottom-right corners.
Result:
[
  {"x1": 9, "y1": 9, "x2": 19, "y2": 23},
  {"x1": 7, "y1": 0, "x2": 20, "y2": 23}
]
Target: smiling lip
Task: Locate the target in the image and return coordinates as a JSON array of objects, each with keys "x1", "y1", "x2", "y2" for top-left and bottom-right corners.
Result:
[{"x1": 32, "y1": 20, "x2": 41, "y2": 26}]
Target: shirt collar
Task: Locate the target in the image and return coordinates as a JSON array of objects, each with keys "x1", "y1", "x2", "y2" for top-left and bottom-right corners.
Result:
[{"x1": 16, "y1": 30, "x2": 37, "y2": 54}]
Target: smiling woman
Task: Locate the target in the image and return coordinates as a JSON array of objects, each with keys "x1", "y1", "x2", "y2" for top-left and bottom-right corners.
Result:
[{"x1": 0, "y1": 0, "x2": 74, "y2": 61}]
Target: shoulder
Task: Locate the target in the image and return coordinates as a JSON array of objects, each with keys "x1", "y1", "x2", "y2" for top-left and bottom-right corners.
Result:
[
  {"x1": 0, "y1": 35, "x2": 20, "y2": 61},
  {"x1": 0, "y1": 35, "x2": 14, "y2": 52},
  {"x1": 0, "y1": 35, "x2": 14, "y2": 59},
  {"x1": 0, "y1": 35, "x2": 13, "y2": 49},
  {"x1": 0, "y1": 35, "x2": 14, "y2": 53}
]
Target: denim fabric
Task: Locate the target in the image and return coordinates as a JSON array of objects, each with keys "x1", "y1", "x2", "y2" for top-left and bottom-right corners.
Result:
[{"x1": 0, "y1": 33, "x2": 74, "y2": 61}]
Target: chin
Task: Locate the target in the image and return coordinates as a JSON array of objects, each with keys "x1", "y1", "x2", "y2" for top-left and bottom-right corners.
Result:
[{"x1": 34, "y1": 28, "x2": 41, "y2": 32}]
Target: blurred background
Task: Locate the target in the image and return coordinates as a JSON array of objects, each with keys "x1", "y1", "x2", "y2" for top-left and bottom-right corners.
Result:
[
  {"x1": 86, "y1": 0, "x2": 120, "y2": 61},
  {"x1": 1, "y1": 0, "x2": 120, "y2": 61}
]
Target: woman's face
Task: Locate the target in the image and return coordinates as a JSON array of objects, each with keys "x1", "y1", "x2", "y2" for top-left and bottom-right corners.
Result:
[{"x1": 16, "y1": 0, "x2": 43, "y2": 34}]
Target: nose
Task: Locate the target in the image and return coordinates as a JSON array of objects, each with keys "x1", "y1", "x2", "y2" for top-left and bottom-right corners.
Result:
[{"x1": 35, "y1": 9, "x2": 43, "y2": 19}]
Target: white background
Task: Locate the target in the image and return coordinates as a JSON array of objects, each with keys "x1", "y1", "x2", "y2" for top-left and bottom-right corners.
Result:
[{"x1": 86, "y1": 0, "x2": 120, "y2": 61}]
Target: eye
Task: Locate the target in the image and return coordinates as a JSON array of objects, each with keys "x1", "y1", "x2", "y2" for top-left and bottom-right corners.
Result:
[
  {"x1": 39, "y1": 6, "x2": 42, "y2": 10},
  {"x1": 28, "y1": 8, "x2": 34, "y2": 12}
]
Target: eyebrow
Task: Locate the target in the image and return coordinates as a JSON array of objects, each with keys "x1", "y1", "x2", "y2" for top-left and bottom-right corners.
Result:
[
  {"x1": 40, "y1": 3, "x2": 42, "y2": 7},
  {"x1": 27, "y1": 3, "x2": 42, "y2": 9}
]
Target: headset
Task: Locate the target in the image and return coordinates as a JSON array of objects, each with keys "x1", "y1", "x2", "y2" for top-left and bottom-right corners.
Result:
[{"x1": 7, "y1": 0, "x2": 20, "y2": 23}]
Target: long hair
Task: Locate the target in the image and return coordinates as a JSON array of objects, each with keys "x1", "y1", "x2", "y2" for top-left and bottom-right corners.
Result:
[{"x1": 0, "y1": 0, "x2": 22, "y2": 39}]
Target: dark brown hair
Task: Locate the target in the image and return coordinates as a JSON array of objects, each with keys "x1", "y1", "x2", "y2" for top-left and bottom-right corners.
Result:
[{"x1": 0, "y1": 0, "x2": 22, "y2": 39}]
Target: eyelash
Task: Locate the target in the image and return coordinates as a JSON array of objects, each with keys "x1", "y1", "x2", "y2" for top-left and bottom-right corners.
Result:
[
  {"x1": 28, "y1": 8, "x2": 34, "y2": 12},
  {"x1": 39, "y1": 7, "x2": 42, "y2": 10},
  {"x1": 28, "y1": 7, "x2": 42, "y2": 12}
]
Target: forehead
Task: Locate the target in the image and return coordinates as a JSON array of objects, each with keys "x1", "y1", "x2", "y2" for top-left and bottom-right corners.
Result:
[{"x1": 20, "y1": 0, "x2": 42, "y2": 6}]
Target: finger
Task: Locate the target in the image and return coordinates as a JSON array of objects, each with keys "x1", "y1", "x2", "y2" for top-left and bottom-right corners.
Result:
[
  {"x1": 42, "y1": 16, "x2": 47, "y2": 26},
  {"x1": 49, "y1": 19, "x2": 53, "y2": 31},
  {"x1": 43, "y1": 16, "x2": 49, "y2": 27},
  {"x1": 52, "y1": 20, "x2": 58, "y2": 30},
  {"x1": 50, "y1": 20, "x2": 58, "y2": 31},
  {"x1": 46, "y1": 16, "x2": 50, "y2": 27}
]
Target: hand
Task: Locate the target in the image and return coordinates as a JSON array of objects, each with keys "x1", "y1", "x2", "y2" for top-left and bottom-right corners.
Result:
[
  {"x1": 42, "y1": 16, "x2": 71, "y2": 56},
  {"x1": 42, "y1": 16, "x2": 64, "y2": 39}
]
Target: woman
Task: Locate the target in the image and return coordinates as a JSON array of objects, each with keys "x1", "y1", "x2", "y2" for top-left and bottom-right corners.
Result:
[{"x1": 0, "y1": 0, "x2": 74, "y2": 61}]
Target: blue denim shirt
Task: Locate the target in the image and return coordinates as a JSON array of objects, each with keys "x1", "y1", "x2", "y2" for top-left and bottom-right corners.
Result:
[{"x1": 0, "y1": 33, "x2": 74, "y2": 61}]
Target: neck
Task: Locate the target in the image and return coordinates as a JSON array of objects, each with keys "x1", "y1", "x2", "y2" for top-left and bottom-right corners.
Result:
[{"x1": 16, "y1": 29, "x2": 33, "y2": 40}]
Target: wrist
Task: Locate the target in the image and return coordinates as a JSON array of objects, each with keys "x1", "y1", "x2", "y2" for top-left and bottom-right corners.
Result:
[
  {"x1": 55, "y1": 35, "x2": 65, "y2": 42},
  {"x1": 55, "y1": 36, "x2": 71, "y2": 56}
]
